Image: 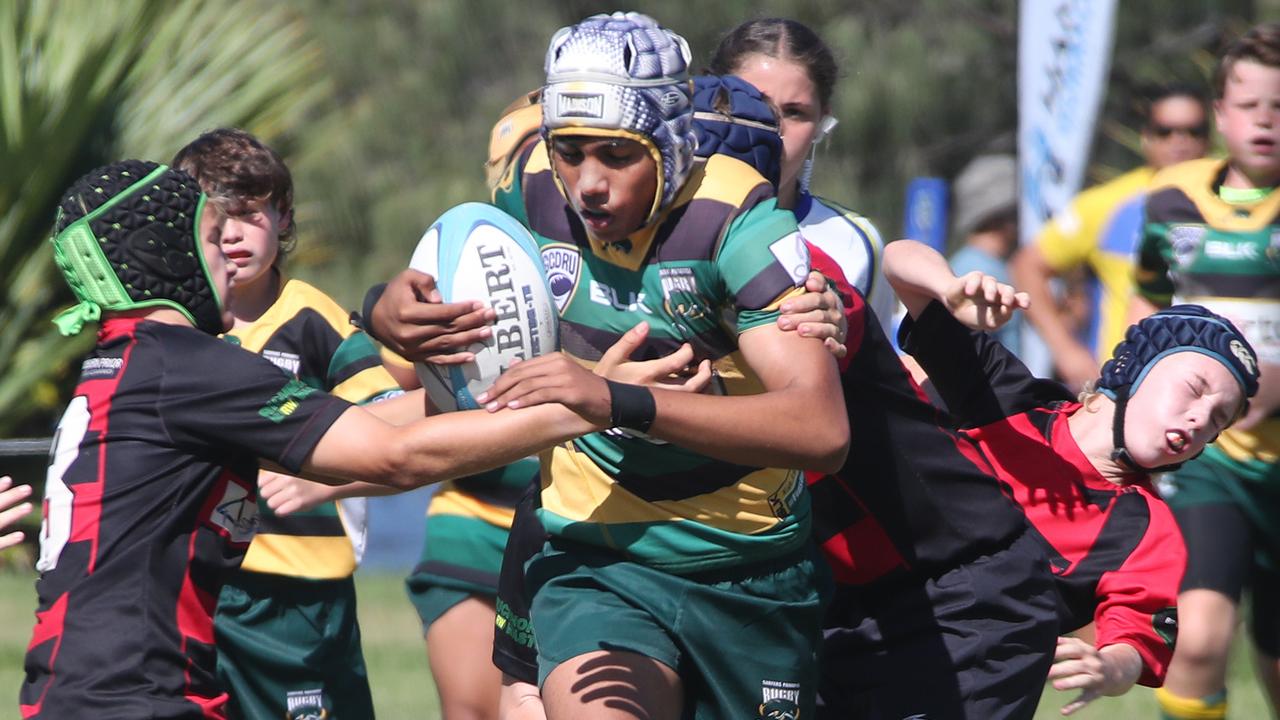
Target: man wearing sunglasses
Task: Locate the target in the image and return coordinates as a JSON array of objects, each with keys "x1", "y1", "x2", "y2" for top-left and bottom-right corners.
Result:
[{"x1": 1013, "y1": 84, "x2": 1210, "y2": 390}]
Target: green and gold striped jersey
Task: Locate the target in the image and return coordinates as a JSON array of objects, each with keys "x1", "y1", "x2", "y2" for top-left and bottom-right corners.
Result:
[
  {"x1": 225, "y1": 277, "x2": 400, "y2": 579},
  {"x1": 494, "y1": 141, "x2": 810, "y2": 574},
  {"x1": 1138, "y1": 158, "x2": 1280, "y2": 477}
]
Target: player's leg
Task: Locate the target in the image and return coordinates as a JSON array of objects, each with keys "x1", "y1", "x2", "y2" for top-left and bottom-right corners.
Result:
[
  {"x1": 1249, "y1": 549, "x2": 1280, "y2": 711},
  {"x1": 407, "y1": 474, "x2": 527, "y2": 720},
  {"x1": 216, "y1": 573, "x2": 372, "y2": 720},
  {"x1": 541, "y1": 649, "x2": 682, "y2": 720},
  {"x1": 525, "y1": 541, "x2": 687, "y2": 719},
  {"x1": 426, "y1": 595, "x2": 503, "y2": 720},
  {"x1": 1156, "y1": 458, "x2": 1252, "y2": 719}
]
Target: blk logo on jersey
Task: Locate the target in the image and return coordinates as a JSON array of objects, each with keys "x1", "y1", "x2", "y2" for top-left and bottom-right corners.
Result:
[
  {"x1": 541, "y1": 245, "x2": 581, "y2": 313},
  {"x1": 590, "y1": 280, "x2": 652, "y2": 314}
]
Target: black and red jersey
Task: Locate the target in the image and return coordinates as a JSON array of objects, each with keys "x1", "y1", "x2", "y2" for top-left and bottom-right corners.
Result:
[
  {"x1": 21, "y1": 318, "x2": 351, "y2": 719},
  {"x1": 805, "y1": 253, "x2": 1028, "y2": 587},
  {"x1": 901, "y1": 302, "x2": 1184, "y2": 686}
]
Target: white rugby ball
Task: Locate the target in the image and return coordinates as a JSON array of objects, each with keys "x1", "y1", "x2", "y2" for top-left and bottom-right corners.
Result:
[{"x1": 409, "y1": 202, "x2": 559, "y2": 411}]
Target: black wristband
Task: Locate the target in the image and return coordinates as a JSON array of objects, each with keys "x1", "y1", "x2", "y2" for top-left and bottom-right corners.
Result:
[
  {"x1": 606, "y1": 380, "x2": 656, "y2": 433},
  {"x1": 358, "y1": 283, "x2": 388, "y2": 342}
]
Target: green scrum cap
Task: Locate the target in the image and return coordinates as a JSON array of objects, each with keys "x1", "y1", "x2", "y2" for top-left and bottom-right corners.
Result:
[{"x1": 50, "y1": 160, "x2": 225, "y2": 336}]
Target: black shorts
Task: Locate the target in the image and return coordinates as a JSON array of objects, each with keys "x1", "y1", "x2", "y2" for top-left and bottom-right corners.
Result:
[
  {"x1": 818, "y1": 530, "x2": 1059, "y2": 720},
  {"x1": 492, "y1": 483, "x2": 544, "y2": 683}
]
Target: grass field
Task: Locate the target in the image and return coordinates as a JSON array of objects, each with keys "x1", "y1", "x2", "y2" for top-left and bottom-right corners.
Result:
[{"x1": 0, "y1": 570, "x2": 1270, "y2": 718}]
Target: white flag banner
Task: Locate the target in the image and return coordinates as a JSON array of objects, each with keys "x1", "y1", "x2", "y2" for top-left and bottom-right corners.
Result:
[{"x1": 1018, "y1": 0, "x2": 1118, "y2": 246}]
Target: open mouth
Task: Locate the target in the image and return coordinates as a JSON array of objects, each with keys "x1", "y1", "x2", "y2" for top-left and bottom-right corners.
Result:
[
  {"x1": 1166, "y1": 430, "x2": 1189, "y2": 454},
  {"x1": 579, "y1": 207, "x2": 613, "y2": 229},
  {"x1": 1251, "y1": 137, "x2": 1277, "y2": 154}
]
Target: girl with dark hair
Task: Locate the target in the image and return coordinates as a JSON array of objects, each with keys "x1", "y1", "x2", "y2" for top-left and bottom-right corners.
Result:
[{"x1": 709, "y1": 19, "x2": 897, "y2": 337}]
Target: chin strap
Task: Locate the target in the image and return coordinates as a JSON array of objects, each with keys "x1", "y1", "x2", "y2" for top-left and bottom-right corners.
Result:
[
  {"x1": 1108, "y1": 387, "x2": 1194, "y2": 475},
  {"x1": 53, "y1": 301, "x2": 101, "y2": 337}
]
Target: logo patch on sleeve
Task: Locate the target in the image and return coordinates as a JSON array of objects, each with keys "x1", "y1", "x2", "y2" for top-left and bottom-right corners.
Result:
[
  {"x1": 258, "y1": 379, "x2": 317, "y2": 423},
  {"x1": 769, "y1": 232, "x2": 811, "y2": 285}
]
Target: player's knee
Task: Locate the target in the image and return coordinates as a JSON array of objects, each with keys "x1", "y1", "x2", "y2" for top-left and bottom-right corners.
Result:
[{"x1": 1172, "y1": 629, "x2": 1234, "y2": 671}]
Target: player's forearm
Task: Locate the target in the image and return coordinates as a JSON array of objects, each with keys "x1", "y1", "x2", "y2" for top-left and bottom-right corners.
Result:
[
  {"x1": 385, "y1": 404, "x2": 597, "y2": 489},
  {"x1": 361, "y1": 388, "x2": 428, "y2": 425},
  {"x1": 1096, "y1": 642, "x2": 1144, "y2": 696},
  {"x1": 882, "y1": 239, "x2": 960, "y2": 318},
  {"x1": 322, "y1": 480, "x2": 401, "y2": 500},
  {"x1": 646, "y1": 374, "x2": 848, "y2": 473}
]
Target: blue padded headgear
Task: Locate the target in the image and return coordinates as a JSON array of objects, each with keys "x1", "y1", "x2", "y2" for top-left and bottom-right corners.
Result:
[
  {"x1": 50, "y1": 160, "x2": 225, "y2": 336},
  {"x1": 542, "y1": 12, "x2": 695, "y2": 227},
  {"x1": 691, "y1": 74, "x2": 782, "y2": 187},
  {"x1": 1099, "y1": 304, "x2": 1260, "y2": 472}
]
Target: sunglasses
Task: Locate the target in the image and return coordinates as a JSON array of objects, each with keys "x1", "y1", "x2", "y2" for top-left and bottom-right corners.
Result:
[{"x1": 1149, "y1": 123, "x2": 1210, "y2": 139}]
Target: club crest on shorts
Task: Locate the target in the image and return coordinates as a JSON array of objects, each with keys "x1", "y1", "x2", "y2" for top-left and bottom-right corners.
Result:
[
  {"x1": 286, "y1": 688, "x2": 328, "y2": 720},
  {"x1": 758, "y1": 679, "x2": 801, "y2": 719},
  {"x1": 541, "y1": 244, "x2": 581, "y2": 313}
]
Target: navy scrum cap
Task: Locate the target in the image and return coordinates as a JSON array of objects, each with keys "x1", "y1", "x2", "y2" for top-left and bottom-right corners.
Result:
[
  {"x1": 1099, "y1": 304, "x2": 1260, "y2": 472},
  {"x1": 691, "y1": 74, "x2": 783, "y2": 188},
  {"x1": 1099, "y1": 304, "x2": 1260, "y2": 401}
]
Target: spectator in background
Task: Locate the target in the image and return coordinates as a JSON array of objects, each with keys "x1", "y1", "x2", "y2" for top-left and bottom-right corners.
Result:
[
  {"x1": 1012, "y1": 85, "x2": 1210, "y2": 390},
  {"x1": 948, "y1": 153, "x2": 1024, "y2": 356}
]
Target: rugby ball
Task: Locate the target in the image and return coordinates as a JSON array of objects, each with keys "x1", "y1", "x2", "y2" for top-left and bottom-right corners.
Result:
[{"x1": 408, "y1": 202, "x2": 558, "y2": 411}]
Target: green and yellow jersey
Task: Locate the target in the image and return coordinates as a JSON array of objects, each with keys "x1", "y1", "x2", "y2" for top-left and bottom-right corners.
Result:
[
  {"x1": 494, "y1": 142, "x2": 810, "y2": 574},
  {"x1": 225, "y1": 277, "x2": 400, "y2": 579},
  {"x1": 1137, "y1": 157, "x2": 1280, "y2": 478}
]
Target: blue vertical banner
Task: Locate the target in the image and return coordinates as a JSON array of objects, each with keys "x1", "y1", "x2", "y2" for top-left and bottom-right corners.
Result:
[
  {"x1": 1018, "y1": 0, "x2": 1118, "y2": 245},
  {"x1": 1018, "y1": 0, "x2": 1118, "y2": 374},
  {"x1": 903, "y1": 177, "x2": 949, "y2": 254}
]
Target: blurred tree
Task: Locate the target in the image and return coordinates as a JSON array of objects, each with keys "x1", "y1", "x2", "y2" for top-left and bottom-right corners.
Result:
[{"x1": 0, "y1": 0, "x2": 325, "y2": 435}]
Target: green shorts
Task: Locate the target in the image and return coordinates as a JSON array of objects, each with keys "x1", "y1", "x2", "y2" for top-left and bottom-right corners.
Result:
[
  {"x1": 404, "y1": 512, "x2": 509, "y2": 629},
  {"x1": 1159, "y1": 449, "x2": 1280, "y2": 568},
  {"x1": 525, "y1": 538, "x2": 831, "y2": 720},
  {"x1": 215, "y1": 571, "x2": 373, "y2": 720}
]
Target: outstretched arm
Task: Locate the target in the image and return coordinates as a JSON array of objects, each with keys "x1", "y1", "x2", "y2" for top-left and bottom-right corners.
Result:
[
  {"x1": 480, "y1": 323, "x2": 848, "y2": 473},
  {"x1": 300, "y1": 402, "x2": 597, "y2": 491},
  {"x1": 884, "y1": 239, "x2": 1028, "y2": 328}
]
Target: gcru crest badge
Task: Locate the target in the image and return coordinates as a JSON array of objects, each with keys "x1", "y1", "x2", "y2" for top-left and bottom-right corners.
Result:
[{"x1": 540, "y1": 244, "x2": 581, "y2": 313}]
